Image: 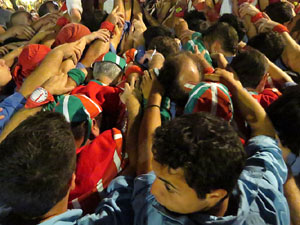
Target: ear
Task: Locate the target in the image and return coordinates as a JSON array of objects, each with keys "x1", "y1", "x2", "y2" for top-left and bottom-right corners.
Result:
[
  {"x1": 206, "y1": 189, "x2": 228, "y2": 201},
  {"x1": 70, "y1": 173, "x2": 76, "y2": 191},
  {"x1": 256, "y1": 73, "x2": 268, "y2": 93},
  {"x1": 91, "y1": 118, "x2": 100, "y2": 137}
]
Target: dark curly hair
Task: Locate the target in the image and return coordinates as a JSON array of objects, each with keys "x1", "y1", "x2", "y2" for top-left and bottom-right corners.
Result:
[
  {"x1": 152, "y1": 112, "x2": 246, "y2": 198},
  {"x1": 267, "y1": 85, "x2": 300, "y2": 156},
  {"x1": 0, "y1": 111, "x2": 76, "y2": 224}
]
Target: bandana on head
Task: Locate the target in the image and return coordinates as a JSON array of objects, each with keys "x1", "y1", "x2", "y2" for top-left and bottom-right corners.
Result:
[
  {"x1": 184, "y1": 82, "x2": 234, "y2": 121},
  {"x1": 12, "y1": 44, "x2": 51, "y2": 89},
  {"x1": 54, "y1": 94, "x2": 102, "y2": 146},
  {"x1": 52, "y1": 23, "x2": 91, "y2": 48},
  {"x1": 95, "y1": 52, "x2": 127, "y2": 70}
]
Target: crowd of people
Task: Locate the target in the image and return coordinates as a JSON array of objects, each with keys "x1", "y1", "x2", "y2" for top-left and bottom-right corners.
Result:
[{"x1": 0, "y1": 0, "x2": 300, "y2": 224}]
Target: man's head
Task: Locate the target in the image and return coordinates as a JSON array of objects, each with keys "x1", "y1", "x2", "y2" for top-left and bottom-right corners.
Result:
[
  {"x1": 267, "y1": 85, "x2": 300, "y2": 156},
  {"x1": 184, "y1": 10, "x2": 208, "y2": 33},
  {"x1": 0, "y1": 111, "x2": 76, "y2": 222},
  {"x1": 229, "y1": 49, "x2": 269, "y2": 89},
  {"x1": 147, "y1": 36, "x2": 180, "y2": 58},
  {"x1": 9, "y1": 11, "x2": 33, "y2": 26},
  {"x1": 54, "y1": 94, "x2": 103, "y2": 148},
  {"x1": 158, "y1": 51, "x2": 202, "y2": 108},
  {"x1": 151, "y1": 112, "x2": 246, "y2": 214},
  {"x1": 202, "y1": 22, "x2": 239, "y2": 56},
  {"x1": 93, "y1": 62, "x2": 122, "y2": 85},
  {"x1": 247, "y1": 32, "x2": 285, "y2": 62},
  {"x1": 93, "y1": 52, "x2": 126, "y2": 85},
  {"x1": 143, "y1": 26, "x2": 174, "y2": 49},
  {"x1": 219, "y1": 14, "x2": 246, "y2": 42},
  {"x1": 38, "y1": 1, "x2": 59, "y2": 17},
  {"x1": 264, "y1": 1, "x2": 295, "y2": 25}
]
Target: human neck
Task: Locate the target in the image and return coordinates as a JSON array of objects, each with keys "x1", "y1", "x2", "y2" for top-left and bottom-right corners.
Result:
[
  {"x1": 98, "y1": 76, "x2": 112, "y2": 86},
  {"x1": 39, "y1": 193, "x2": 69, "y2": 223}
]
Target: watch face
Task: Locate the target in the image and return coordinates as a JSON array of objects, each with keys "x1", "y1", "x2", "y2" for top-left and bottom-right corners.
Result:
[{"x1": 30, "y1": 87, "x2": 48, "y2": 103}]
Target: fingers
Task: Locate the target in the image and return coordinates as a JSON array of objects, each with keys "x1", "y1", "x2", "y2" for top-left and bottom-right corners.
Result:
[
  {"x1": 194, "y1": 45, "x2": 199, "y2": 54},
  {"x1": 111, "y1": 5, "x2": 119, "y2": 14}
]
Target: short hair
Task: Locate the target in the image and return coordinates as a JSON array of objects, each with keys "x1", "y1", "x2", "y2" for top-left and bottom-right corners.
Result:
[
  {"x1": 0, "y1": 111, "x2": 76, "y2": 222},
  {"x1": 264, "y1": 2, "x2": 294, "y2": 25},
  {"x1": 267, "y1": 85, "x2": 300, "y2": 156},
  {"x1": 158, "y1": 51, "x2": 201, "y2": 107},
  {"x1": 219, "y1": 13, "x2": 246, "y2": 42},
  {"x1": 9, "y1": 11, "x2": 32, "y2": 27},
  {"x1": 148, "y1": 36, "x2": 180, "y2": 58},
  {"x1": 183, "y1": 10, "x2": 207, "y2": 33},
  {"x1": 153, "y1": 112, "x2": 246, "y2": 198},
  {"x1": 202, "y1": 22, "x2": 239, "y2": 55},
  {"x1": 38, "y1": 1, "x2": 59, "y2": 17},
  {"x1": 230, "y1": 49, "x2": 269, "y2": 89},
  {"x1": 247, "y1": 32, "x2": 285, "y2": 62},
  {"x1": 143, "y1": 26, "x2": 174, "y2": 49},
  {"x1": 93, "y1": 61, "x2": 122, "y2": 81}
]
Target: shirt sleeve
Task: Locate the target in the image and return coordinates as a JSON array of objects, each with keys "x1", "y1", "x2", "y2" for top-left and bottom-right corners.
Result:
[
  {"x1": 245, "y1": 135, "x2": 288, "y2": 191},
  {"x1": 0, "y1": 92, "x2": 26, "y2": 134}
]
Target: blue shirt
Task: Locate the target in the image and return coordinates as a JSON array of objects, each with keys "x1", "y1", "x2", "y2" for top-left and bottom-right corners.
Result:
[
  {"x1": 132, "y1": 135, "x2": 290, "y2": 225},
  {"x1": 39, "y1": 176, "x2": 134, "y2": 225},
  {"x1": 0, "y1": 92, "x2": 26, "y2": 134}
]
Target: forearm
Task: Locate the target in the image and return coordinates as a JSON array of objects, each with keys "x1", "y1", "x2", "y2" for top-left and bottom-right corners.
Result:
[
  {"x1": 123, "y1": 94, "x2": 142, "y2": 176},
  {"x1": 229, "y1": 80, "x2": 275, "y2": 137},
  {"x1": 0, "y1": 107, "x2": 42, "y2": 143},
  {"x1": 3, "y1": 46, "x2": 24, "y2": 67},
  {"x1": 284, "y1": 173, "x2": 300, "y2": 225},
  {"x1": 0, "y1": 32, "x2": 11, "y2": 44},
  {"x1": 243, "y1": 15, "x2": 257, "y2": 39},
  {"x1": 137, "y1": 92, "x2": 162, "y2": 175},
  {"x1": 19, "y1": 50, "x2": 64, "y2": 98},
  {"x1": 80, "y1": 40, "x2": 109, "y2": 67},
  {"x1": 268, "y1": 60, "x2": 293, "y2": 85}
]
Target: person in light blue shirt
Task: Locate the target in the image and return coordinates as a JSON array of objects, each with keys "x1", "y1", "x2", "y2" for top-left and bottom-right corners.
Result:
[{"x1": 133, "y1": 68, "x2": 290, "y2": 225}]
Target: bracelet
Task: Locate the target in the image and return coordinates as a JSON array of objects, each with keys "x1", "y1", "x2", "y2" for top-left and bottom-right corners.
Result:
[
  {"x1": 251, "y1": 12, "x2": 264, "y2": 23},
  {"x1": 100, "y1": 21, "x2": 115, "y2": 34},
  {"x1": 146, "y1": 104, "x2": 161, "y2": 109},
  {"x1": 272, "y1": 24, "x2": 289, "y2": 33}
]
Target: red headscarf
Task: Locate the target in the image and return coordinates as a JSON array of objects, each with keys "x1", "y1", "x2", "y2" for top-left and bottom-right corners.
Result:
[
  {"x1": 52, "y1": 23, "x2": 91, "y2": 48},
  {"x1": 12, "y1": 44, "x2": 51, "y2": 89}
]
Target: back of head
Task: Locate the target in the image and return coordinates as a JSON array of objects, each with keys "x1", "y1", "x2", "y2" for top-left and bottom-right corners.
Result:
[
  {"x1": 230, "y1": 49, "x2": 269, "y2": 89},
  {"x1": 203, "y1": 22, "x2": 238, "y2": 55},
  {"x1": 93, "y1": 61, "x2": 122, "y2": 81},
  {"x1": 265, "y1": 2, "x2": 294, "y2": 25},
  {"x1": 219, "y1": 14, "x2": 246, "y2": 42},
  {"x1": 12, "y1": 44, "x2": 51, "y2": 89},
  {"x1": 153, "y1": 112, "x2": 246, "y2": 198},
  {"x1": 143, "y1": 26, "x2": 174, "y2": 49},
  {"x1": 52, "y1": 23, "x2": 91, "y2": 47},
  {"x1": 38, "y1": 1, "x2": 59, "y2": 17},
  {"x1": 247, "y1": 32, "x2": 285, "y2": 62},
  {"x1": 158, "y1": 51, "x2": 201, "y2": 108},
  {"x1": 0, "y1": 111, "x2": 76, "y2": 224},
  {"x1": 183, "y1": 10, "x2": 207, "y2": 33},
  {"x1": 148, "y1": 36, "x2": 180, "y2": 58},
  {"x1": 267, "y1": 86, "x2": 300, "y2": 156},
  {"x1": 9, "y1": 10, "x2": 32, "y2": 27}
]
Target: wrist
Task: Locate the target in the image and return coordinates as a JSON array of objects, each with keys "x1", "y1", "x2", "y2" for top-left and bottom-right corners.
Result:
[
  {"x1": 148, "y1": 92, "x2": 162, "y2": 105},
  {"x1": 272, "y1": 24, "x2": 289, "y2": 33},
  {"x1": 251, "y1": 12, "x2": 264, "y2": 23}
]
